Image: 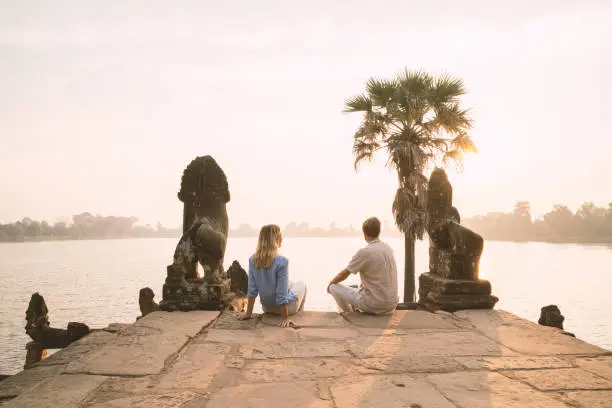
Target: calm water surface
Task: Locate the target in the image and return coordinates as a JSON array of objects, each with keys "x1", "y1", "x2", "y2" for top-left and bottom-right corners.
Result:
[{"x1": 1, "y1": 237, "x2": 610, "y2": 374}]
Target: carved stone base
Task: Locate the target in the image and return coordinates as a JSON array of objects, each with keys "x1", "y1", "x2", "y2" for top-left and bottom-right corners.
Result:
[
  {"x1": 429, "y1": 247, "x2": 479, "y2": 280},
  {"x1": 418, "y1": 272, "x2": 498, "y2": 312},
  {"x1": 24, "y1": 341, "x2": 47, "y2": 369},
  {"x1": 160, "y1": 277, "x2": 231, "y2": 312}
]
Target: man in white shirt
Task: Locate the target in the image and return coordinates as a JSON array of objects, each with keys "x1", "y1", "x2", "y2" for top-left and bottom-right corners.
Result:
[{"x1": 327, "y1": 217, "x2": 399, "y2": 314}]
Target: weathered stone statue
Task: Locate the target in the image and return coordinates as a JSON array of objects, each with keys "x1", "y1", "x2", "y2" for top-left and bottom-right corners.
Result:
[
  {"x1": 418, "y1": 169, "x2": 498, "y2": 311},
  {"x1": 539, "y1": 304, "x2": 575, "y2": 337},
  {"x1": 137, "y1": 287, "x2": 159, "y2": 319},
  {"x1": 227, "y1": 260, "x2": 249, "y2": 312},
  {"x1": 24, "y1": 293, "x2": 90, "y2": 369},
  {"x1": 160, "y1": 156, "x2": 248, "y2": 311}
]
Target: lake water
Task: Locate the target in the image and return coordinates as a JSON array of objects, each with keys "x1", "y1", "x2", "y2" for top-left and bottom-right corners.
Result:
[{"x1": 1, "y1": 237, "x2": 610, "y2": 375}]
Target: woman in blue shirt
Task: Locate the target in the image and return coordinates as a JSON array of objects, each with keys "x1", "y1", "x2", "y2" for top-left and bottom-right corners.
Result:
[{"x1": 237, "y1": 224, "x2": 307, "y2": 327}]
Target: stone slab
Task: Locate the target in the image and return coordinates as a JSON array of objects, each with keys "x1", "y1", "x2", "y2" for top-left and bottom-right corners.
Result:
[
  {"x1": 86, "y1": 390, "x2": 201, "y2": 408},
  {"x1": 419, "y1": 272, "x2": 492, "y2": 295},
  {"x1": 205, "y1": 381, "x2": 332, "y2": 408},
  {"x1": 35, "y1": 331, "x2": 116, "y2": 367},
  {"x1": 574, "y1": 356, "x2": 612, "y2": 381},
  {"x1": 238, "y1": 341, "x2": 350, "y2": 360},
  {"x1": 0, "y1": 366, "x2": 63, "y2": 399},
  {"x1": 202, "y1": 329, "x2": 260, "y2": 344},
  {"x1": 424, "y1": 291, "x2": 499, "y2": 312},
  {"x1": 353, "y1": 356, "x2": 464, "y2": 374},
  {"x1": 330, "y1": 374, "x2": 456, "y2": 408},
  {"x1": 64, "y1": 333, "x2": 189, "y2": 376},
  {"x1": 343, "y1": 310, "x2": 458, "y2": 330},
  {"x1": 427, "y1": 371, "x2": 570, "y2": 408},
  {"x1": 348, "y1": 330, "x2": 517, "y2": 358},
  {"x1": 564, "y1": 391, "x2": 612, "y2": 408},
  {"x1": 297, "y1": 327, "x2": 361, "y2": 341},
  {"x1": 505, "y1": 368, "x2": 612, "y2": 391},
  {"x1": 82, "y1": 377, "x2": 156, "y2": 406},
  {"x1": 202, "y1": 327, "x2": 301, "y2": 344},
  {"x1": 241, "y1": 358, "x2": 352, "y2": 382},
  {"x1": 455, "y1": 310, "x2": 609, "y2": 356},
  {"x1": 261, "y1": 312, "x2": 352, "y2": 328},
  {"x1": 133, "y1": 310, "x2": 219, "y2": 337},
  {"x1": 3, "y1": 374, "x2": 107, "y2": 408},
  {"x1": 156, "y1": 342, "x2": 231, "y2": 391},
  {"x1": 456, "y1": 356, "x2": 574, "y2": 371},
  {"x1": 212, "y1": 312, "x2": 259, "y2": 330}
]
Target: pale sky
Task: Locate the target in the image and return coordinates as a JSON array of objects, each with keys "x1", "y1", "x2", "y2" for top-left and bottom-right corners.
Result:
[{"x1": 1, "y1": 0, "x2": 611, "y2": 228}]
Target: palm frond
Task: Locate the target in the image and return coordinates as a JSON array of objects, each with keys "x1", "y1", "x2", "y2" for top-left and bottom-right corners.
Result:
[
  {"x1": 352, "y1": 138, "x2": 380, "y2": 170},
  {"x1": 397, "y1": 69, "x2": 433, "y2": 97},
  {"x1": 431, "y1": 74, "x2": 466, "y2": 105},
  {"x1": 442, "y1": 149, "x2": 465, "y2": 171},
  {"x1": 344, "y1": 94, "x2": 372, "y2": 113},
  {"x1": 428, "y1": 103, "x2": 472, "y2": 134},
  {"x1": 366, "y1": 77, "x2": 398, "y2": 107},
  {"x1": 451, "y1": 133, "x2": 478, "y2": 153},
  {"x1": 392, "y1": 187, "x2": 427, "y2": 239}
]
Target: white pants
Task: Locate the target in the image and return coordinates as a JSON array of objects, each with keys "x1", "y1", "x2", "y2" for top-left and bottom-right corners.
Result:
[
  {"x1": 262, "y1": 281, "x2": 307, "y2": 316},
  {"x1": 329, "y1": 284, "x2": 393, "y2": 315},
  {"x1": 329, "y1": 284, "x2": 369, "y2": 313}
]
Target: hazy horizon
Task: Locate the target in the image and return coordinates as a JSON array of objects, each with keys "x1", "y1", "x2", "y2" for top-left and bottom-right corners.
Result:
[{"x1": 2, "y1": 1, "x2": 611, "y2": 229}]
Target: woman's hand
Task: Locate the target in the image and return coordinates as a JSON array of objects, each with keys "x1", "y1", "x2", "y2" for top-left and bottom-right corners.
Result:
[
  {"x1": 279, "y1": 318, "x2": 293, "y2": 328},
  {"x1": 237, "y1": 313, "x2": 252, "y2": 321}
]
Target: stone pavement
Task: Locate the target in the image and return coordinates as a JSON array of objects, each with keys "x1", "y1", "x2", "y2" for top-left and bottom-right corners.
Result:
[{"x1": 1, "y1": 309, "x2": 610, "y2": 407}]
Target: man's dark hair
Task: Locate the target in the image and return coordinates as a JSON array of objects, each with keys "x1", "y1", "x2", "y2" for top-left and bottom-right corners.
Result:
[{"x1": 362, "y1": 217, "x2": 381, "y2": 238}]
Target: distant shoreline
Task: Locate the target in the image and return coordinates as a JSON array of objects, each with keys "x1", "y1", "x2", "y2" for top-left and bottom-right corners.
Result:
[{"x1": 1, "y1": 234, "x2": 610, "y2": 246}]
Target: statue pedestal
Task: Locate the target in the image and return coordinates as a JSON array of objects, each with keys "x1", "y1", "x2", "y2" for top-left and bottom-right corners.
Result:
[
  {"x1": 418, "y1": 272, "x2": 498, "y2": 312},
  {"x1": 160, "y1": 276, "x2": 231, "y2": 312}
]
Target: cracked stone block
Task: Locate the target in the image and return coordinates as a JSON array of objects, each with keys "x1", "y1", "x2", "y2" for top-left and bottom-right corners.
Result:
[
  {"x1": 330, "y1": 374, "x2": 456, "y2": 408},
  {"x1": 241, "y1": 358, "x2": 351, "y2": 382},
  {"x1": 297, "y1": 328, "x2": 361, "y2": 341},
  {"x1": 348, "y1": 330, "x2": 516, "y2": 358},
  {"x1": 206, "y1": 381, "x2": 332, "y2": 408},
  {"x1": 82, "y1": 377, "x2": 156, "y2": 406},
  {"x1": 353, "y1": 356, "x2": 464, "y2": 374},
  {"x1": 427, "y1": 371, "x2": 570, "y2": 408},
  {"x1": 261, "y1": 312, "x2": 352, "y2": 328},
  {"x1": 504, "y1": 368, "x2": 612, "y2": 391},
  {"x1": 64, "y1": 334, "x2": 190, "y2": 376},
  {"x1": 454, "y1": 310, "x2": 608, "y2": 356},
  {"x1": 563, "y1": 390, "x2": 612, "y2": 408},
  {"x1": 574, "y1": 356, "x2": 612, "y2": 381},
  {"x1": 35, "y1": 331, "x2": 116, "y2": 367},
  {"x1": 86, "y1": 390, "x2": 201, "y2": 408},
  {"x1": 3, "y1": 374, "x2": 107, "y2": 408},
  {"x1": 455, "y1": 356, "x2": 573, "y2": 371},
  {"x1": 212, "y1": 312, "x2": 260, "y2": 330},
  {"x1": 202, "y1": 329, "x2": 260, "y2": 344},
  {"x1": 238, "y1": 341, "x2": 349, "y2": 360},
  {"x1": 133, "y1": 311, "x2": 219, "y2": 337},
  {"x1": 343, "y1": 310, "x2": 458, "y2": 330},
  {"x1": 156, "y1": 342, "x2": 231, "y2": 391},
  {"x1": 0, "y1": 365, "x2": 64, "y2": 399}
]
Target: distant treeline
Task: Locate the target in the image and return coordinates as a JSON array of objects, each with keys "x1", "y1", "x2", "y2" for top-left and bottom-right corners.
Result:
[
  {"x1": 3, "y1": 202, "x2": 611, "y2": 244},
  {"x1": 230, "y1": 221, "x2": 402, "y2": 238},
  {"x1": 0, "y1": 215, "x2": 400, "y2": 243},
  {"x1": 0, "y1": 213, "x2": 180, "y2": 242},
  {"x1": 463, "y1": 201, "x2": 612, "y2": 244}
]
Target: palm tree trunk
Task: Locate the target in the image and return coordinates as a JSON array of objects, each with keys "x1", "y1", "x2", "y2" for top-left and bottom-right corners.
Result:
[{"x1": 404, "y1": 233, "x2": 416, "y2": 302}]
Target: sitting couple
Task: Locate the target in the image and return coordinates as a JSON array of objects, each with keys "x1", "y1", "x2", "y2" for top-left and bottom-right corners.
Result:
[{"x1": 237, "y1": 217, "x2": 399, "y2": 328}]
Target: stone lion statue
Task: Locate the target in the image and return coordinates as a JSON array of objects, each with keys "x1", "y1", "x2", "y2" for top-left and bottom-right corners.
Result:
[{"x1": 172, "y1": 155, "x2": 230, "y2": 283}]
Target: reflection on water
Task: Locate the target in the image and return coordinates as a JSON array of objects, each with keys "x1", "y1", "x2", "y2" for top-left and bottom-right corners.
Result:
[{"x1": 0, "y1": 237, "x2": 610, "y2": 374}]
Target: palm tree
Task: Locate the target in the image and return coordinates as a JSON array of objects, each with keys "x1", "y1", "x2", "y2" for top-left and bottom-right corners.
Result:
[{"x1": 344, "y1": 69, "x2": 476, "y2": 304}]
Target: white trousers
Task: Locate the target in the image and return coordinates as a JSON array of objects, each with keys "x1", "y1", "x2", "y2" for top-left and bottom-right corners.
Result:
[
  {"x1": 262, "y1": 281, "x2": 307, "y2": 316},
  {"x1": 329, "y1": 283, "x2": 371, "y2": 313}
]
